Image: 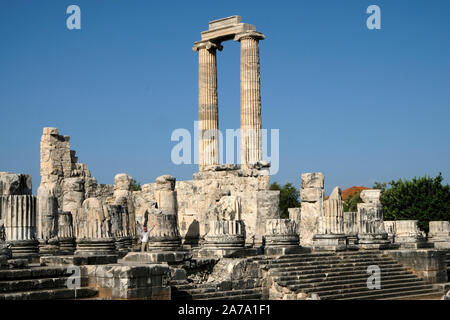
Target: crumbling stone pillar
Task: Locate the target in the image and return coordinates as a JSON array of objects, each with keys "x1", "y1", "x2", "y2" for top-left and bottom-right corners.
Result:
[
  {"x1": 384, "y1": 221, "x2": 396, "y2": 243},
  {"x1": 344, "y1": 212, "x2": 358, "y2": 246},
  {"x1": 428, "y1": 221, "x2": 450, "y2": 249},
  {"x1": 74, "y1": 198, "x2": 117, "y2": 256},
  {"x1": 105, "y1": 204, "x2": 128, "y2": 256},
  {"x1": 36, "y1": 185, "x2": 59, "y2": 254},
  {"x1": 235, "y1": 31, "x2": 265, "y2": 168},
  {"x1": 313, "y1": 187, "x2": 347, "y2": 251},
  {"x1": 193, "y1": 41, "x2": 221, "y2": 170},
  {"x1": 357, "y1": 190, "x2": 390, "y2": 249},
  {"x1": 299, "y1": 173, "x2": 324, "y2": 247},
  {"x1": 113, "y1": 173, "x2": 136, "y2": 248},
  {"x1": 146, "y1": 175, "x2": 181, "y2": 251}
]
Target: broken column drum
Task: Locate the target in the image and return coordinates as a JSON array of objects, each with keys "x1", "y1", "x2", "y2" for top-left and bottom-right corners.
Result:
[
  {"x1": 204, "y1": 220, "x2": 246, "y2": 249},
  {"x1": 428, "y1": 221, "x2": 450, "y2": 249},
  {"x1": 74, "y1": 197, "x2": 116, "y2": 255},
  {"x1": 264, "y1": 219, "x2": 299, "y2": 247},
  {"x1": 313, "y1": 187, "x2": 347, "y2": 251},
  {"x1": 1, "y1": 195, "x2": 39, "y2": 259},
  {"x1": 357, "y1": 190, "x2": 390, "y2": 249},
  {"x1": 57, "y1": 211, "x2": 76, "y2": 254}
]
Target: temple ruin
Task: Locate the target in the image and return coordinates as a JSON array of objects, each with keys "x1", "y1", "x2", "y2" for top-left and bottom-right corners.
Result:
[{"x1": 0, "y1": 16, "x2": 449, "y2": 300}]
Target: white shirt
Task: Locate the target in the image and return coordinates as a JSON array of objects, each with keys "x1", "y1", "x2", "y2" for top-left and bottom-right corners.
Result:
[{"x1": 141, "y1": 226, "x2": 154, "y2": 243}]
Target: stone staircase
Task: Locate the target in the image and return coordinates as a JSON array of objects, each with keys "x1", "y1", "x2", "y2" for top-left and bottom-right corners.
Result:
[
  {"x1": 252, "y1": 251, "x2": 444, "y2": 300},
  {"x1": 0, "y1": 265, "x2": 98, "y2": 300},
  {"x1": 171, "y1": 280, "x2": 263, "y2": 300}
]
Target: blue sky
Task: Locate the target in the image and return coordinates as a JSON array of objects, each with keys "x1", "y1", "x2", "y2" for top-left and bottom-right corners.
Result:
[{"x1": 1, "y1": 0, "x2": 449, "y2": 195}]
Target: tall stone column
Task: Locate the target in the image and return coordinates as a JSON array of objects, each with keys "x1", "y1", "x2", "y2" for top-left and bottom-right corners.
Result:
[
  {"x1": 235, "y1": 31, "x2": 265, "y2": 168},
  {"x1": 193, "y1": 41, "x2": 222, "y2": 171}
]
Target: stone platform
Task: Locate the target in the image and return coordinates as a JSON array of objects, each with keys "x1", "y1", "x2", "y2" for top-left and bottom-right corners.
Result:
[
  {"x1": 40, "y1": 254, "x2": 118, "y2": 266},
  {"x1": 122, "y1": 251, "x2": 192, "y2": 265}
]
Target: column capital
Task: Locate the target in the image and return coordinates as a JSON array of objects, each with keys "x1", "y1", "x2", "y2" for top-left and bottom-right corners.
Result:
[
  {"x1": 192, "y1": 40, "x2": 223, "y2": 52},
  {"x1": 234, "y1": 31, "x2": 265, "y2": 42}
]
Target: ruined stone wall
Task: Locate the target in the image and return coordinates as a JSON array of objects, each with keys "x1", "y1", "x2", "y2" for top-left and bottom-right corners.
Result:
[{"x1": 174, "y1": 165, "x2": 279, "y2": 246}]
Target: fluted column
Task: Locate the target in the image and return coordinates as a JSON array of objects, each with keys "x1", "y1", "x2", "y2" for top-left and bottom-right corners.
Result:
[
  {"x1": 193, "y1": 41, "x2": 222, "y2": 170},
  {"x1": 235, "y1": 31, "x2": 265, "y2": 168},
  {"x1": 1, "y1": 195, "x2": 39, "y2": 258}
]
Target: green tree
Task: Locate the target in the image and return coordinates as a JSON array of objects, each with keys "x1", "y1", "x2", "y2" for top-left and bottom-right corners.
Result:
[
  {"x1": 270, "y1": 182, "x2": 300, "y2": 218},
  {"x1": 343, "y1": 191, "x2": 362, "y2": 212},
  {"x1": 131, "y1": 179, "x2": 141, "y2": 191},
  {"x1": 381, "y1": 173, "x2": 450, "y2": 232},
  {"x1": 372, "y1": 181, "x2": 388, "y2": 192}
]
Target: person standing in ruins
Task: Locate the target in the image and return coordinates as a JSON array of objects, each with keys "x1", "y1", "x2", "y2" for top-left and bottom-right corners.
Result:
[{"x1": 141, "y1": 222, "x2": 156, "y2": 252}]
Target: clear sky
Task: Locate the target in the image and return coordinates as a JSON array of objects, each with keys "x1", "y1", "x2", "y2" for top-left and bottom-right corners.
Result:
[{"x1": 1, "y1": 0, "x2": 449, "y2": 195}]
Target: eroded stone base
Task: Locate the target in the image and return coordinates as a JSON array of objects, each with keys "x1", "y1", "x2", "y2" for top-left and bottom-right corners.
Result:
[
  {"x1": 81, "y1": 264, "x2": 171, "y2": 299},
  {"x1": 194, "y1": 247, "x2": 261, "y2": 258},
  {"x1": 312, "y1": 234, "x2": 347, "y2": 252}
]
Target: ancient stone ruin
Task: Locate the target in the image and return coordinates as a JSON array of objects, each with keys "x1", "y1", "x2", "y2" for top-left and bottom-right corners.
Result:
[{"x1": 0, "y1": 15, "x2": 449, "y2": 301}]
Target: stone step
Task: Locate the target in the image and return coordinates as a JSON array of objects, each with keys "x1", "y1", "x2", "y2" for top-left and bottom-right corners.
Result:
[
  {"x1": 172, "y1": 288, "x2": 262, "y2": 300},
  {"x1": 0, "y1": 276, "x2": 70, "y2": 293},
  {"x1": 334, "y1": 286, "x2": 443, "y2": 300},
  {"x1": 275, "y1": 270, "x2": 415, "y2": 283},
  {"x1": 249, "y1": 252, "x2": 335, "y2": 261},
  {"x1": 204, "y1": 293, "x2": 262, "y2": 300},
  {"x1": 260, "y1": 257, "x2": 396, "y2": 269},
  {"x1": 277, "y1": 274, "x2": 421, "y2": 289},
  {"x1": 0, "y1": 287, "x2": 98, "y2": 300},
  {"x1": 269, "y1": 264, "x2": 405, "y2": 276},
  {"x1": 0, "y1": 266, "x2": 69, "y2": 281},
  {"x1": 381, "y1": 291, "x2": 445, "y2": 300},
  {"x1": 312, "y1": 283, "x2": 435, "y2": 300},
  {"x1": 253, "y1": 253, "x2": 387, "y2": 265},
  {"x1": 287, "y1": 278, "x2": 425, "y2": 293}
]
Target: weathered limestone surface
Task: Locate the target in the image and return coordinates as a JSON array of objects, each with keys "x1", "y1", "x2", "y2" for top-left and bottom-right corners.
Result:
[
  {"x1": 112, "y1": 173, "x2": 136, "y2": 239},
  {"x1": 1, "y1": 194, "x2": 38, "y2": 259},
  {"x1": 176, "y1": 166, "x2": 276, "y2": 246},
  {"x1": 384, "y1": 221, "x2": 396, "y2": 243},
  {"x1": 57, "y1": 211, "x2": 75, "y2": 254},
  {"x1": 204, "y1": 220, "x2": 245, "y2": 249},
  {"x1": 288, "y1": 207, "x2": 301, "y2": 242},
  {"x1": 357, "y1": 189, "x2": 390, "y2": 249},
  {"x1": 343, "y1": 211, "x2": 358, "y2": 245},
  {"x1": 428, "y1": 221, "x2": 450, "y2": 249},
  {"x1": 394, "y1": 220, "x2": 429, "y2": 249},
  {"x1": 299, "y1": 173, "x2": 324, "y2": 246},
  {"x1": 264, "y1": 219, "x2": 304, "y2": 255},
  {"x1": 74, "y1": 197, "x2": 116, "y2": 255},
  {"x1": 206, "y1": 258, "x2": 261, "y2": 283},
  {"x1": 386, "y1": 250, "x2": 448, "y2": 284},
  {"x1": 235, "y1": 31, "x2": 265, "y2": 168},
  {"x1": 81, "y1": 264, "x2": 171, "y2": 299},
  {"x1": 0, "y1": 172, "x2": 32, "y2": 196},
  {"x1": 313, "y1": 187, "x2": 347, "y2": 251},
  {"x1": 193, "y1": 41, "x2": 221, "y2": 170}
]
